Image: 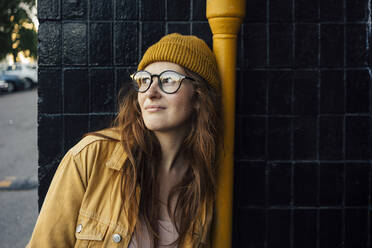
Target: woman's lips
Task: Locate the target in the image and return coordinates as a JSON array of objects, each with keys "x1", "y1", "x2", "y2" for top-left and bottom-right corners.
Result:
[{"x1": 145, "y1": 105, "x2": 165, "y2": 112}]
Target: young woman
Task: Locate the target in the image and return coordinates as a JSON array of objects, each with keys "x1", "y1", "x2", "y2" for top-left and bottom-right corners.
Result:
[{"x1": 27, "y1": 33, "x2": 222, "y2": 248}]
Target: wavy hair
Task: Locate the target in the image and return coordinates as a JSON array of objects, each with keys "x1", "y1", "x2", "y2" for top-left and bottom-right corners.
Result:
[{"x1": 111, "y1": 67, "x2": 222, "y2": 247}]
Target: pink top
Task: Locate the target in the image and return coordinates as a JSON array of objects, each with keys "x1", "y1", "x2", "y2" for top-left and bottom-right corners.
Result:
[{"x1": 128, "y1": 219, "x2": 179, "y2": 248}]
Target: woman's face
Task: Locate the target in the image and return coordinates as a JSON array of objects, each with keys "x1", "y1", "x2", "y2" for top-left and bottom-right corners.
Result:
[{"x1": 137, "y1": 61, "x2": 196, "y2": 133}]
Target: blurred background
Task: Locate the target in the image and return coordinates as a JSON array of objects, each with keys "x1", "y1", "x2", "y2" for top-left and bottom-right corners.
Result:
[
  {"x1": 0, "y1": 0, "x2": 38, "y2": 247},
  {"x1": 0, "y1": 0, "x2": 38, "y2": 91}
]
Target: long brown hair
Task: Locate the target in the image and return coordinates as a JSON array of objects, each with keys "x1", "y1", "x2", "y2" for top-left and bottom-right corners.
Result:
[{"x1": 113, "y1": 67, "x2": 222, "y2": 247}]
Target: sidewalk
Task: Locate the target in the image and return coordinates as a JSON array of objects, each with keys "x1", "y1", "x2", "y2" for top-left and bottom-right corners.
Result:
[{"x1": 0, "y1": 89, "x2": 38, "y2": 247}]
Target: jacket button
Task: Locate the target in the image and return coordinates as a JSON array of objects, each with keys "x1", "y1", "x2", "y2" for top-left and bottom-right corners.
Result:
[
  {"x1": 112, "y1": 233, "x2": 122, "y2": 243},
  {"x1": 76, "y1": 224, "x2": 83, "y2": 233}
]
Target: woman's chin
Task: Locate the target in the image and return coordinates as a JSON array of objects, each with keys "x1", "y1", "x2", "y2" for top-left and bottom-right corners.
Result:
[
  {"x1": 146, "y1": 126, "x2": 175, "y2": 133},
  {"x1": 146, "y1": 124, "x2": 192, "y2": 136},
  {"x1": 144, "y1": 123, "x2": 169, "y2": 132},
  {"x1": 144, "y1": 122, "x2": 185, "y2": 133}
]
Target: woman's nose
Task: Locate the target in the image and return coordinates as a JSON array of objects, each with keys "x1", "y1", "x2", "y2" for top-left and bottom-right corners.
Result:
[{"x1": 147, "y1": 76, "x2": 161, "y2": 98}]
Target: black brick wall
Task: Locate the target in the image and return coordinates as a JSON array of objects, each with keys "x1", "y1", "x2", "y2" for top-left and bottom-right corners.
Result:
[
  {"x1": 233, "y1": 0, "x2": 372, "y2": 247},
  {"x1": 37, "y1": 0, "x2": 371, "y2": 247}
]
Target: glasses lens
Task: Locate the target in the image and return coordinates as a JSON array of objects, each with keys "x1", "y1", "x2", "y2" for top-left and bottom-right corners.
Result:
[
  {"x1": 159, "y1": 71, "x2": 182, "y2": 93},
  {"x1": 133, "y1": 71, "x2": 151, "y2": 92}
]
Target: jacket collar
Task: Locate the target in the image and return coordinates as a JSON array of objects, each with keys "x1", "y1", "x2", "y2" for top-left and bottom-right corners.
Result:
[
  {"x1": 106, "y1": 142, "x2": 128, "y2": 171},
  {"x1": 97, "y1": 128, "x2": 128, "y2": 171}
]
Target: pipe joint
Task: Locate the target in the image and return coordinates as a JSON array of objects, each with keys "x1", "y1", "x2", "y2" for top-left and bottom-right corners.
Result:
[{"x1": 208, "y1": 17, "x2": 243, "y2": 36}]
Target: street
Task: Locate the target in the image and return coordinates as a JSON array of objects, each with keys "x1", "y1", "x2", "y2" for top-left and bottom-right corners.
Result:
[{"x1": 0, "y1": 89, "x2": 38, "y2": 248}]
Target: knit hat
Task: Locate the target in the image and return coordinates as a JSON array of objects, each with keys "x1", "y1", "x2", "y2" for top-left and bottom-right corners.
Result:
[{"x1": 137, "y1": 33, "x2": 220, "y2": 90}]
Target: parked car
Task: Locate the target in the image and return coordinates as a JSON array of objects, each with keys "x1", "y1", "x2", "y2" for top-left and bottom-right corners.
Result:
[{"x1": 0, "y1": 63, "x2": 37, "y2": 92}]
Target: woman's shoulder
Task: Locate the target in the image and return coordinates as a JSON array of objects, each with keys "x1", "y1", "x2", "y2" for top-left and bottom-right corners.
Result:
[
  {"x1": 69, "y1": 127, "x2": 121, "y2": 157},
  {"x1": 65, "y1": 127, "x2": 128, "y2": 174}
]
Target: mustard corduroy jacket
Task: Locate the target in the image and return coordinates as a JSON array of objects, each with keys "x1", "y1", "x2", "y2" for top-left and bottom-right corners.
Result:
[{"x1": 26, "y1": 128, "x2": 213, "y2": 248}]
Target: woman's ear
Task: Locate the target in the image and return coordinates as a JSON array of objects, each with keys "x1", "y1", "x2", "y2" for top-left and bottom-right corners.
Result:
[
  {"x1": 191, "y1": 88, "x2": 200, "y2": 111},
  {"x1": 194, "y1": 101, "x2": 200, "y2": 111}
]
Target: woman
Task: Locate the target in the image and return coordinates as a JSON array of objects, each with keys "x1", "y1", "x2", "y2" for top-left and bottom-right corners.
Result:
[{"x1": 27, "y1": 33, "x2": 222, "y2": 247}]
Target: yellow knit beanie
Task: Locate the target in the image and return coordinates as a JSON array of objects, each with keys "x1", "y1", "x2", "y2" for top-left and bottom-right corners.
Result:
[{"x1": 137, "y1": 33, "x2": 220, "y2": 90}]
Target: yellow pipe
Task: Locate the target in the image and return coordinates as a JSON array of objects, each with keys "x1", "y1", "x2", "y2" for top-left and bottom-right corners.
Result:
[{"x1": 206, "y1": 0, "x2": 245, "y2": 247}]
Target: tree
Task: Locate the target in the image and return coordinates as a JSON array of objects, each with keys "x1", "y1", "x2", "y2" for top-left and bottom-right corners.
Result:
[{"x1": 0, "y1": 0, "x2": 37, "y2": 63}]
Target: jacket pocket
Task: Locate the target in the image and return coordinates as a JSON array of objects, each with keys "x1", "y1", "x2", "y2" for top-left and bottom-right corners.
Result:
[{"x1": 74, "y1": 213, "x2": 109, "y2": 248}]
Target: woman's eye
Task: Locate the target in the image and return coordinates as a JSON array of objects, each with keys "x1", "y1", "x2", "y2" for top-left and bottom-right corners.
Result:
[
  {"x1": 162, "y1": 77, "x2": 175, "y2": 84},
  {"x1": 141, "y1": 78, "x2": 151, "y2": 85}
]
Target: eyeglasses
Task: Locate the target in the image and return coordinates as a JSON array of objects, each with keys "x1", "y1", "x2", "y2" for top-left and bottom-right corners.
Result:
[{"x1": 130, "y1": 70, "x2": 195, "y2": 94}]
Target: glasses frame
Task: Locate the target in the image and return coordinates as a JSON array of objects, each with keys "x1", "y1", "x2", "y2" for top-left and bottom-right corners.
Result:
[{"x1": 130, "y1": 70, "x2": 195, "y2": 94}]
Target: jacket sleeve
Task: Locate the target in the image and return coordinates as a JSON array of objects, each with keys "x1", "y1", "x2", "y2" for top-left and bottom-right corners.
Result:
[{"x1": 26, "y1": 150, "x2": 88, "y2": 248}]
